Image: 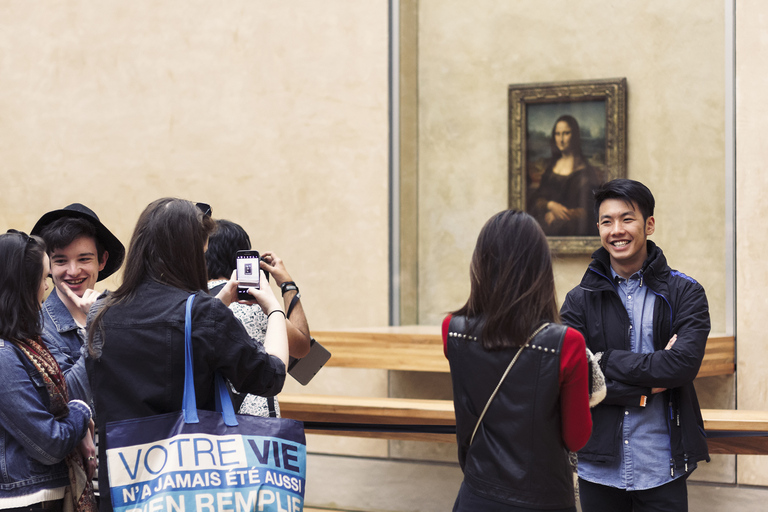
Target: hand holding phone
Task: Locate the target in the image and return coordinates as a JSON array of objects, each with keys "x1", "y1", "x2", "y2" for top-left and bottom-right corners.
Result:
[{"x1": 236, "y1": 250, "x2": 261, "y2": 300}]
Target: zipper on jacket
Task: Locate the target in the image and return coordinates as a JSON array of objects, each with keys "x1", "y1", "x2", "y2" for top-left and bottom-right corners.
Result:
[{"x1": 669, "y1": 458, "x2": 675, "y2": 477}]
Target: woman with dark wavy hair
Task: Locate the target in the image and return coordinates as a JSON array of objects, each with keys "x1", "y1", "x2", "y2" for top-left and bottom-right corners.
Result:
[
  {"x1": 529, "y1": 115, "x2": 602, "y2": 236},
  {"x1": 0, "y1": 230, "x2": 96, "y2": 511},
  {"x1": 443, "y1": 210, "x2": 592, "y2": 511},
  {"x1": 86, "y1": 199, "x2": 288, "y2": 511}
]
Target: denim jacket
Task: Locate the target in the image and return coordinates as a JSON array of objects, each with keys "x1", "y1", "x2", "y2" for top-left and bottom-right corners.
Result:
[
  {"x1": 41, "y1": 288, "x2": 92, "y2": 406},
  {"x1": 0, "y1": 338, "x2": 91, "y2": 501}
]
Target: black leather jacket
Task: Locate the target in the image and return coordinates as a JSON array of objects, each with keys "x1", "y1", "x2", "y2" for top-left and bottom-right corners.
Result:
[
  {"x1": 560, "y1": 242, "x2": 711, "y2": 473},
  {"x1": 447, "y1": 316, "x2": 574, "y2": 509},
  {"x1": 86, "y1": 280, "x2": 286, "y2": 512}
]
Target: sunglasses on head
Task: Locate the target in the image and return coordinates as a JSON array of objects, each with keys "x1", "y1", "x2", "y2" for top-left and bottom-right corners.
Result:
[
  {"x1": 195, "y1": 203, "x2": 212, "y2": 217},
  {"x1": 6, "y1": 229, "x2": 34, "y2": 243}
]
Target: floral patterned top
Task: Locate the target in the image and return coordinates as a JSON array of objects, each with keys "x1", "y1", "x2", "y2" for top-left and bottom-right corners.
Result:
[{"x1": 208, "y1": 280, "x2": 280, "y2": 418}]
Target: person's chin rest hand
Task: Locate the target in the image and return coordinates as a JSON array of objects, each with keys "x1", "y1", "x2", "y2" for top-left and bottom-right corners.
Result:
[{"x1": 60, "y1": 282, "x2": 102, "y2": 316}]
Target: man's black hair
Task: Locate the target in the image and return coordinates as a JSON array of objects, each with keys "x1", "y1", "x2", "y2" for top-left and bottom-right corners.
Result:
[
  {"x1": 205, "y1": 219, "x2": 252, "y2": 279},
  {"x1": 593, "y1": 179, "x2": 655, "y2": 221},
  {"x1": 39, "y1": 217, "x2": 107, "y2": 259}
]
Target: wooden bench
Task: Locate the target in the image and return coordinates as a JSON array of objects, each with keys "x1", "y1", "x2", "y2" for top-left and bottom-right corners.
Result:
[
  {"x1": 312, "y1": 327, "x2": 735, "y2": 378},
  {"x1": 280, "y1": 394, "x2": 768, "y2": 454},
  {"x1": 281, "y1": 328, "x2": 749, "y2": 452}
]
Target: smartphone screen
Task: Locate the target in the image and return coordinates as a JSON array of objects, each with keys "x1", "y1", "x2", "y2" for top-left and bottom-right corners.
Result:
[{"x1": 236, "y1": 250, "x2": 260, "y2": 299}]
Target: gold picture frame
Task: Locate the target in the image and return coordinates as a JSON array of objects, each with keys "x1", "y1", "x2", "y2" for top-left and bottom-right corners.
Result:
[{"x1": 509, "y1": 78, "x2": 627, "y2": 254}]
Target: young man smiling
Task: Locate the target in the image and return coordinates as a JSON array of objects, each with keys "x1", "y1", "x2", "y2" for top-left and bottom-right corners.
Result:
[
  {"x1": 31, "y1": 204, "x2": 125, "y2": 404},
  {"x1": 560, "y1": 179, "x2": 711, "y2": 512}
]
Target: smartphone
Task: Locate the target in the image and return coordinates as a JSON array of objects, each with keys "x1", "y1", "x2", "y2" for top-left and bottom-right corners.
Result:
[
  {"x1": 236, "y1": 250, "x2": 260, "y2": 300},
  {"x1": 288, "y1": 338, "x2": 332, "y2": 385}
]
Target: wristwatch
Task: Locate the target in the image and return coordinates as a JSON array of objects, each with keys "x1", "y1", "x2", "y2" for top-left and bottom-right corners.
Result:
[{"x1": 280, "y1": 281, "x2": 299, "y2": 296}]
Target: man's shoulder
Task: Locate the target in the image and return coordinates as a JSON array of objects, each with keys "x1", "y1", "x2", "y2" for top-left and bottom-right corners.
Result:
[{"x1": 668, "y1": 269, "x2": 700, "y2": 285}]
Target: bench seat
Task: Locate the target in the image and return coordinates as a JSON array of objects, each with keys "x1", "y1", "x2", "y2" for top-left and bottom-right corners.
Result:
[
  {"x1": 280, "y1": 394, "x2": 768, "y2": 453},
  {"x1": 313, "y1": 328, "x2": 734, "y2": 378}
]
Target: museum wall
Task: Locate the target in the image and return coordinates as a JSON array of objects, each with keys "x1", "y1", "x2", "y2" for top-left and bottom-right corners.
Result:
[
  {"x1": 735, "y1": 0, "x2": 768, "y2": 487},
  {"x1": 0, "y1": 0, "x2": 395, "y2": 464},
  {"x1": 0, "y1": 1, "x2": 390, "y2": 332},
  {"x1": 412, "y1": 0, "x2": 731, "y2": 482}
]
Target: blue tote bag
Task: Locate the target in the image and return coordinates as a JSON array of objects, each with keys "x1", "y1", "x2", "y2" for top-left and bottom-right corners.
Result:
[{"x1": 105, "y1": 295, "x2": 306, "y2": 512}]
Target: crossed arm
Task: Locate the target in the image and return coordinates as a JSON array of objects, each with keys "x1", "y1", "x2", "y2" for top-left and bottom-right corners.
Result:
[{"x1": 560, "y1": 284, "x2": 710, "y2": 405}]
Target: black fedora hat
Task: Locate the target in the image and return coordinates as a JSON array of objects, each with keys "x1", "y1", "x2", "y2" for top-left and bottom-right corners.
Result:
[{"x1": 31, "y1": 203, "x2": 125, "y2": 282}]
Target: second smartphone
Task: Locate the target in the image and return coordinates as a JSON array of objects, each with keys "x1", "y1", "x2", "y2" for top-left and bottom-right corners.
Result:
[{"x1": 236, "y1": 250, "x2": 260, "y2": 300}]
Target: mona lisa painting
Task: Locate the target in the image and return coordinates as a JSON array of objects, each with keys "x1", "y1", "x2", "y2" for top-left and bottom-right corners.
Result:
[{"x1": 508, "y1": 78, "x2": 627, "y2": 254}]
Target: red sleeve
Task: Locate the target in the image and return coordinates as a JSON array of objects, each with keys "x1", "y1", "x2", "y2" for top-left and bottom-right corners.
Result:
[
  {"x1": 442, "y1": 314, "x2": 452, "y2": 358},
  {"x1": 559, "y1": 326, "x2": 592, "y2": 452}
]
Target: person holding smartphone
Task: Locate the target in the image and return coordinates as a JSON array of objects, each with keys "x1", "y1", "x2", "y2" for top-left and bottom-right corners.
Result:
[
  {"x1": 206, "y1": 219, "x2": 312, "y2": 417},
  {"x1": 85, "y1": 199, "x2": 289, "y2": 511}
]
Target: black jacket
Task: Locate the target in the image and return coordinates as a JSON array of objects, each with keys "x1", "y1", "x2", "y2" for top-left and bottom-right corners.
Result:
[
  {"x1": 560, "y1": 241, "x2": 711, "y2": 473},
  {"x1": 86, "y1": 280, "x2": 286, "y2": 512},
  {"x1": 447, "y1": 316, "x2": 574, "y2": 510}
]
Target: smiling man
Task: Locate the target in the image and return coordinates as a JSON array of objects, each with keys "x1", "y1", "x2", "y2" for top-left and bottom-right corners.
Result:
[
  {"x1": 560, "y1": 179, "x2": 711, "y2": 512},
  {"x1": 31, "y1": 204, "x2": 125, "y2": 405}
]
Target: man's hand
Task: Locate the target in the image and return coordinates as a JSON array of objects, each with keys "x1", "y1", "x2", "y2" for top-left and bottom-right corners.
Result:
[
  {"x1": 259, "y1": 251, "x2": 292, "y2": 286},
  {"x1": 652, "y1": 335, "x2": 678, "y2": 394},
  {"x1": 60, "y1": 281, "x2": 102, "y2": 316}
]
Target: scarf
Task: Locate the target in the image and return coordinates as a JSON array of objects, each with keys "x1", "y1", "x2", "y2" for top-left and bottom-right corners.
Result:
[{"x1": 14, "y1": 337, "x2": 97, "y2": 512}]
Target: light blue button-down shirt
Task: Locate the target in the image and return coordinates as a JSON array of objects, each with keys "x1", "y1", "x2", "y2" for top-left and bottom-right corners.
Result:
[{"x1": 578, "y1": 268, "x2": 686, "y2": 490}]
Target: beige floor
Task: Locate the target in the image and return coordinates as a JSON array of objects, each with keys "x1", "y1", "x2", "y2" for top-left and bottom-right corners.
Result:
[{"x1": 304, "y1": 453, "x2": 768, "y2": 512}]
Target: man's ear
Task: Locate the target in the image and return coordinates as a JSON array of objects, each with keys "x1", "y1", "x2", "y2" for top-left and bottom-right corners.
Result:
[
  {"x1": 99, "y1": 251, "x2": 109, "y2": 272},
  {"x1": 645, "y1": 216, "x2": 656, "y2": 236}
]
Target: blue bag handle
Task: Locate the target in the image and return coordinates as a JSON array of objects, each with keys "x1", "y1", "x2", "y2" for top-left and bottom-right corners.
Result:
[{"x1": 182, "y1": 294, "x2": 239, "y2": 426}]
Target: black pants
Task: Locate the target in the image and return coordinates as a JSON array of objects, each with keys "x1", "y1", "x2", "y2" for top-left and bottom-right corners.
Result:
[
  {"x1": 578, "y1": 476, "x2": 688, "y2": 512},
  {"x1": 4, "y1": 501, "x2": 63, "y2": 512},
  {"x1": 453, "y1": 481, "x2": 577, "y2": 512}
]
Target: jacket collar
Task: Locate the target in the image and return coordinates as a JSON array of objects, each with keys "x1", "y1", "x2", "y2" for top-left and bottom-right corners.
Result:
[
  {"x1": 582, "y1": 241, "x2": 670, "y2": 295},
  {"x1": 42, "y1": 288, "x2": 78, "y2": 334}
]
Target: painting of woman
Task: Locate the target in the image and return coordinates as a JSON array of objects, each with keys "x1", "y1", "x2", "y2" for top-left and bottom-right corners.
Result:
[{"x1": 527, "y1": 115, "x2": 603, "y2": 236}]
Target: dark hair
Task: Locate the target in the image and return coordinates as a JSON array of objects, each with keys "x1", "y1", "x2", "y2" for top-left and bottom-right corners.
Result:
[
  {"x1": 205, "y1": 220, "x2": 251, "y2": 279},
  {"x1": 550, "y1": 114, "x2": 585, "y2": 161},
  {"x1": 452, "y1": 210, "x2": 559, "y2": 350},
  {"x1": 593, "y1": 179, "x2": 655, "y2": 221},
  {"x1": 0, "y1": 232, "x2": 47, "y2": 342},
  {"x1": 39, "y1": 217, "x2": 107, "y2": 261},
  {"x1": 88, "y1": 198, "x2": 216, "y2": 350}
]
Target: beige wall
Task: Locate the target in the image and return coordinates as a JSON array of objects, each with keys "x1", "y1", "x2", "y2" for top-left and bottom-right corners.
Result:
[
  {"x1": 735, "y1": 0, "x2": 768, "y2": 487},
  {"x1": 0, "y1": 1, "x2": 390, "y2": 330},
  {"x1": 414, "y1": 0, "x2": 726, "y2": 331}
]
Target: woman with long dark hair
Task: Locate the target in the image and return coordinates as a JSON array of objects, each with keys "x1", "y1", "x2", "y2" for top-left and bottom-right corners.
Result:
[
  {"x1": 86, "y1": 199, "x2": 288, "y2": 511},
  {"x1": 443, "y1": 210, "x2": 592, "y2": 511},
  {"x1": 0, "y1": 230, "x2": 96, "y2": 511},
  {"x1": 528, "y1": 115, "x2": 602, "y2": 236}
]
